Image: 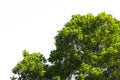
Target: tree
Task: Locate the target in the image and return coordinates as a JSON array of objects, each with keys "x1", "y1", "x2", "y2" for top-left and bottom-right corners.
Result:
[
  {"x1": 11, "y1": 12, "x2": 120, "y2": 80},
  {"x1": 11, "y1": 50, "x2": 46, "y2": 80},
  {"x1": 49, "y1": 12, "x2": 120, "y2": 80}
]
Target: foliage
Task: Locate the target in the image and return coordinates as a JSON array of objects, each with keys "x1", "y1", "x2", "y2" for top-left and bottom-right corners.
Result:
[
  {"x1": 49, "y1": 12, "x2": 120, "y2": 80},
  {"x1": 11, "y1": 50, "x2": 46, "y2": 80},
  {"x1": 11, "y1": 12, "x2": 120, "y2": 80}
]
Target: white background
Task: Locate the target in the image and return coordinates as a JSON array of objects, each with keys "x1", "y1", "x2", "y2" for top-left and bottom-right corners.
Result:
[{"x1": 0, "y1": 0, "x2": 120, "y2": 79}]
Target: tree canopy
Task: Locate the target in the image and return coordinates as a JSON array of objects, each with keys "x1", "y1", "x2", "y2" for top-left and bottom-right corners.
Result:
[
  {"x1": 11, "y1": 50, "x2": 46, "y2": 80},
  {"x1": 11, "y1": 12, "x2": 120, "y2": 80}
]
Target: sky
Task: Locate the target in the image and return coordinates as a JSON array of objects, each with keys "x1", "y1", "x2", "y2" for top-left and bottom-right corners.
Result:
[{"x1": 0, "y1": 0, "x2": 120, "y2": 79}]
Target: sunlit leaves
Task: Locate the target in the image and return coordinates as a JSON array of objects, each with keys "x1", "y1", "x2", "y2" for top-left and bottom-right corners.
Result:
[
  {"x1": 12, "y1": 50, "x2": 46, "y2": 80},
  {"x1": 49, "y1": 12, "x2": 120, "y2": 80},
  {"x1": 11, "y1": 12, "x2": 120, "y2": 80}
]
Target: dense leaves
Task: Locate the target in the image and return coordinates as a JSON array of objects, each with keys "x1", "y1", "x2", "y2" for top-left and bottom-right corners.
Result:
[
  {"x1": 11, "y1": 50, "x2": 46, "y2": 80},
  {"x1": 11, "y1": 12, "x2": 120, "y2": 80},
  {"x1": 49, "y1": 12, "x2": 120, "y2": 80}
]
